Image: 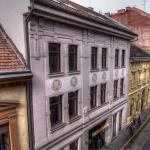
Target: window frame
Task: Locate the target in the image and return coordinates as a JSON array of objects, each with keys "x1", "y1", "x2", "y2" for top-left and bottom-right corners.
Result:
[
  {"x1": 100, "y1": 83, "x2": 106, "y2": 105},
  {"x1": 115, "y1": 49, "x2": 119, "y2": 68},
  {"x1": 68, "y1": 45, "x2": 78, "y2": 72},
  {"x1": 50, "y1": 95, "x2": 63, "y2": 128},
  {"x1": 91, "y1": 47, "x2": 98, "y2": 71},
  {"x1": 121, "y1": 50, "x2": 126, "y2": 67},
  {"x1": 114, "y1": 80, "x2": 118, "y2": 99},
  {"x1": 68, "y1": 91, "x2": 78, "y2": 120},
  {"x1": 49, "y1": 43, "x2": 61, "y2": 74},
  {"x1": 120, "y1": 78, "x2": 124, "y2": 96},
  {"x1": 101, "y1": 48, "x2": 107, "y2": 70},
  {"x1": 90, "y1": 86, "x2": 97, "y2": 109}
]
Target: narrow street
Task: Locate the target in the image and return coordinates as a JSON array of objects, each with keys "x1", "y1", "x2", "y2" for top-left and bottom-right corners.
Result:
[{"x1": 127, "y1": 119, "x2": 150, "y2": 150}]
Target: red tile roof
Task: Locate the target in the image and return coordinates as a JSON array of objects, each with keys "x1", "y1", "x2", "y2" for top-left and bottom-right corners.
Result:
[{"x1": 0, "y1": 24, "x2": 26, "y2": 72}]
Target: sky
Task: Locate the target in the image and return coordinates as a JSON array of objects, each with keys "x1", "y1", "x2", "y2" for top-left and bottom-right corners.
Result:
[{"x1": 71, "y1": 0, "x2": 150, "y2": 13}]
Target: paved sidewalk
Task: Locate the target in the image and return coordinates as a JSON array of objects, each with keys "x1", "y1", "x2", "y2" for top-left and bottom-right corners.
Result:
[{"x1": 102, "y1": 108, "x2": 150, "y2": 150}]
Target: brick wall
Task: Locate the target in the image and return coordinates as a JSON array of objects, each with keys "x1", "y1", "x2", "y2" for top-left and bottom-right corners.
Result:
[{"x1": 108, "y1": 7, "x2": 150, "y2": 52}]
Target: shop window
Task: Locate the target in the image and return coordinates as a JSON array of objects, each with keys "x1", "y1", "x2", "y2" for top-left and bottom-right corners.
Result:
[
  {"x1": 114, "y1": 80, "x2": 118, "y2": 99},
  {"x1": 91, "y1": 47, "x2": 98, "y2": 70},
  {"x1": 69, "y1": 45, "x2": 78, "y2": 72},
  {"x1": 90, "y1": 86, "x2": 97, "y2": 109},
  {"x1": 68, "y1": 91, "x2": 78, "y2": 119},
  {"x1": 101, "y1": 83, "x2": 106, "y2": 105},
  {"x1": 49, "y1": 43, "x2": 61, "y2": 73},
  {"x1": 70, "y1": 139, "x2": 78, "y2": 150},
  {"x1": 50, "y1": 95, "x2": 62, "y2": 127},
  {"x1": 115, "y1": 49, "x2": 119, "y2": 68},
  {"x1": 102, "y1": 48, "x2": 107, "y2": 69}
]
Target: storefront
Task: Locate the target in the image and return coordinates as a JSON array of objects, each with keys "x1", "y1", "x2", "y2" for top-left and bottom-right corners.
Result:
[{"x1": 88, "y1": 120, "x2": 108, "y2": 150}]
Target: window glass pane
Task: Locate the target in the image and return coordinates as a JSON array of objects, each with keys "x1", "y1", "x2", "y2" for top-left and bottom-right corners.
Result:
[
  {"x1": 122, "y1": 50, "x2": 125, "y2": 67},
  {"x1": 115, "y1": 49, "x2": 119, "y2": 67},
  {"x1": 69, "y1": 45, "x2": 78, "y2": 72},
  {"x1": 91, "y1": 47, "x2": 97, "y2": 70},
  {"x1": 90, "y1": 86, "x2": 97, "y2": 108},
  {"x1": 102, "y1": 48, "x2": 107, "y2": 69},
  {"x1": 114, "y1": 80, "x2": 118, "y2": 98},
  {"x1": 68, "y1": 91, "x2": 78, "y2": 119},
  {"x1": 49, "y1": 43, "x2": 61, "y2": 73},
  {"x1": 70, "y1": 139, "x2": 78, "y2": 150},
  {"x1": 0, "y1": 124, "x2": 10, "y2": 150},
  {"x1": 50, "y1": 95, "x2": 62, "y2": 127},
  {"x1": 101, "y1": 83, "x2": 106, "y2": 104}
]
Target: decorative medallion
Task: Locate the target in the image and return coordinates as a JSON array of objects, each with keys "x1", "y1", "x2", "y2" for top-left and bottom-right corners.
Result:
[
  {"x1": 92, "y1": 74, "x2": 97, "y2": 82},
  {"x1": 52, "y1": 80, "x2": 62, "y2": 91},
  {"x1": 115, "y1": 70, "x2": 118, "y2": 78},
  {"x1": 102, "y1": 72, "x2": 107, "y2": 80},
  {"x1": 71, "y1": 77, "x2": 78, "y2": 87}
]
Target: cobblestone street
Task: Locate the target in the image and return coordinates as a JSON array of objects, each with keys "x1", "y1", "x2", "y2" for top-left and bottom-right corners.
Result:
[{"x1": 127, "y1": 119, "x2": 150, "y2": 150}]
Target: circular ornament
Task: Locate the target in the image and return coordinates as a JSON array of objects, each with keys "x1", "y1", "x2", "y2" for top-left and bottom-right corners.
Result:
[
  {"x1": 52, "y1": 80, "x2": 62, "y2": 91},
  {"x1": 71, "y1": 77, "x2": 78, "y2": 87},
  {"x1": 92, "y1": 74, "x2": 97, "y2": 82}
]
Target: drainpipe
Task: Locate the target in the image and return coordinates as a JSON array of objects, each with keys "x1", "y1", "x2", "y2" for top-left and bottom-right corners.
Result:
[{"x1": 24, "y1": 0, "x2": 35, "y2": 149}]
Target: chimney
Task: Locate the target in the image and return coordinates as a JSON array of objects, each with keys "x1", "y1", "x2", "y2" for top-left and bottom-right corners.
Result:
[
  {"x1": 105, "y1": 12, "x2": 110, "y2": 16},
  {"x1": 118, "y1": 9, "x2": 126, "y2": 14},
  {"x1": 88, "y1": 7, "x2": 94, "y2": 10}
]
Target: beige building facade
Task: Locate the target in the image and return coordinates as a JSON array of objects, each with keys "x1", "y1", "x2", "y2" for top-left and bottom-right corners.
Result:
[
  {"x1": 0, "y1": 24, "x2": 32, "y2": 150},
  {"x1": 128, "y1": 45, "x2": 150, "y2": 124}
]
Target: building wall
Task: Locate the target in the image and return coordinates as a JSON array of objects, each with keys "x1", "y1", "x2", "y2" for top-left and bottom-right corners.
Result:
[
  {"x1": 0, "y1": 0, "x2": 30, "y2": 57},
  {"x1": 0, "y1": 84, "x2": 29, "y2": 150},
  {"x1": 29, "y1": 17, "x2": 131, "y2": 149},
  {"x1": 109, "y1": 7, "x2": 150, "y2": 51},
  {"x1": 128, "y1": 61, "x2": 150, "y2": 124}
]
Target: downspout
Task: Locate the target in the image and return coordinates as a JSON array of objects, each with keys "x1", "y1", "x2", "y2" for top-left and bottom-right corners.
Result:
[{"x1": 24, "y1": 0, "x2": 35, "y2": 150}]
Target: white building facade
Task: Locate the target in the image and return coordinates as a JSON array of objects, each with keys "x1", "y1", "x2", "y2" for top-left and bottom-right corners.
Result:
[
  {"x1": 0, "y1": 0, "x2": 137, "y2": 149},
  {"x1": 29, "y1": 1, "x2": 137, "y2": 149}
]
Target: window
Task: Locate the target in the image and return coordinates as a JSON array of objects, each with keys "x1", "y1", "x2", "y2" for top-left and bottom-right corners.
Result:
[
  {"x1": 119, "y1": 110, "x2": 123, "y2": 131},
  {"x1": 70, "y1": 139, "x2": 78, "y2": 150},
  {"x1": 120, "y1": 78, "x2": 124, "y2": 96},
  {"x1": 68, "y1": 91, "x2": 78, "y2": 119},
  {"x1": 121, "y1": 50, "x2": 126, "y2": 67},
  {"x1": 115, "y1": 49, "x2": 119, "y2": 67},
  {"x1": 113, "y1": 114, "x2": 117, "y2": 137},
  {"x1": 50, "y1": 95, "x2": 62, "y2": 127},
  {"x1": 90, "y1": 86, "x2": 97, "y2": 109},
  {"x1": 130, "y1": 103, "x2": 133, "y2": 116},
  {"x1": 114, "y1": 80, "x2": 118, "y2": 99},
  {"x1": 69, "y1": 45, "x2": 78, "y2": 72},
  {"x1": 102, "y1": 48, "x2": 107, "y2": 69},
  {"x1": 101, "y1": 83, "x2": 106, "y2": 105},
  {"x1": 0, "y1": 124, "x2": 10, "y2": 150},
  {"x1": 91, "y1": 47, "x2": 98, "y2": 70},
  {"x1": 49, "y1": 43, "x2": 61, "y2": 73}
]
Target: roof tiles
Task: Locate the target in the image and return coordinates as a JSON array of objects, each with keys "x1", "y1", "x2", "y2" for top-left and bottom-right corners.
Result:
[{"x1": 0, "y1": 26, "x2": 25, "y2": 72}]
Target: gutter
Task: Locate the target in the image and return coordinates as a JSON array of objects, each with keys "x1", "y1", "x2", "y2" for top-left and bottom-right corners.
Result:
[{"x1": 24, "y1": 0, "x2": 35, "y2": 149}]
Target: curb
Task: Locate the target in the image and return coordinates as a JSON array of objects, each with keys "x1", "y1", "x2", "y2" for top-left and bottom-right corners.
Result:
[{"x1": 121, "y1": 118, "x2": 150, "y2": 150}]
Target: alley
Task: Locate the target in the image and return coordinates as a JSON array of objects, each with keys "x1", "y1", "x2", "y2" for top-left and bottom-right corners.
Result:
[{"x1": 127, "y1": 119, "x2": 150, "y2": 150}]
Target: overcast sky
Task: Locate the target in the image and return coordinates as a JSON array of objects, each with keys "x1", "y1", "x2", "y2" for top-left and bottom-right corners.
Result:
[{"x1": 71, "y1": 0, "x2": 150, "y2": 13}]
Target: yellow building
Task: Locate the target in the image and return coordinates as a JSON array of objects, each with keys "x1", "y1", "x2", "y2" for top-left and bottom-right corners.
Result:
[
  {"x1": 0, "y1": 25, "x2": 32, "y2": 149},
  {"x1": 128, "y1": 45, "x2": 150, "y2": 124}
]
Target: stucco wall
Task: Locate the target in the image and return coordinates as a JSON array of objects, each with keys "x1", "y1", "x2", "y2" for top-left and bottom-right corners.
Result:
[
  {"x1": 29, "y1": 17, "x2": 130, "y2": 149},
  {"x1": 0, "y1": 0, "x2": 30, "y2": 58},
  {"x1": 0, "y1": 84, "x2": 29, "y2": 150}
]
